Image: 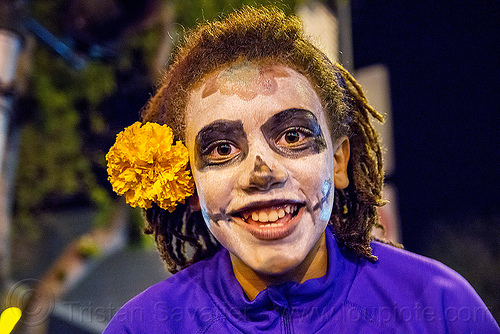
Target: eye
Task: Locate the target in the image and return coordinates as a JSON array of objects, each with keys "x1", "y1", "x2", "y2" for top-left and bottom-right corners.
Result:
[
  {"x1": 276, "y1": 128, "x2": 311, "y2": 148},
  {"x1": 216, "y1": 143, "x2": 232, "y2": 155},
  {"x1": 284, "y1": 130, "x2": 300, "y2": 144},
  {"x1": 206, "y1": 141, "x2": 241, "y2": 163}
]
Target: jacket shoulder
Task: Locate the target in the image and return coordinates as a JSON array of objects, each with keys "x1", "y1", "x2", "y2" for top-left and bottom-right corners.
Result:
[
  {"x1": 345, "y1": 241, "x2": 499, "y2": 332},
  {"x1": 103, "y1": 255, "x2": 223, "y2": 333},
  {"x1": 360, "y1": 241, "x2": 479, "y2": 300}
]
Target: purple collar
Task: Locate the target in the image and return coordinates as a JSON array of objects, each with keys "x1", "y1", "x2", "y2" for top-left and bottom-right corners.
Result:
[{"x1": 192, "y1": 227, "x2": 359, "y2": 328}]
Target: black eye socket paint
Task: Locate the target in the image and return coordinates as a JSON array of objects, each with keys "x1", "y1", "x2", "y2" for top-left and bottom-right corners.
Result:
[
  {"x1": 195, "y1": 120, "x2": 248, "y2": 170},
  {"x1": 260, "y1": 108, "x2": 327, "y2": 159}
]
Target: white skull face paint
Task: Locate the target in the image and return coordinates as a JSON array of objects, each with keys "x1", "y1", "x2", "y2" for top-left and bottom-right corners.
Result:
[{"x1": 185, "y1": 64, "x2": 338, "y2": 278}]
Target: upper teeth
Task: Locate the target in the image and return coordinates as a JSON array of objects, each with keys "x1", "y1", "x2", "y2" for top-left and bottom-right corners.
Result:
[{"x1": 243, "y1": 205, "x2": 297, "y2": 223}]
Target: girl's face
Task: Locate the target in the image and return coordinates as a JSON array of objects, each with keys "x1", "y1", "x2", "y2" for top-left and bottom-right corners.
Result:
[{"x1": 184, "y1": 64, "x2": 348, "y2": 276}]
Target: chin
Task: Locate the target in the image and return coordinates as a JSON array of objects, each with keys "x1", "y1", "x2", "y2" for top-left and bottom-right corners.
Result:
[{"x1": 248, "y1": 252, "x2": 306, "y2": 277}]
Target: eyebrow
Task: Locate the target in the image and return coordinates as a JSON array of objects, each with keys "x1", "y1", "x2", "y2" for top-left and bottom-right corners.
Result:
[{"x1": 260, "y1": 108, "x2": 323, "y2": 137}]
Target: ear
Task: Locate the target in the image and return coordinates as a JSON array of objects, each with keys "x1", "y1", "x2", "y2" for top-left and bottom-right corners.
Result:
[{"x1": 333, "y1": 136, "x2": 350, "y2": 190}]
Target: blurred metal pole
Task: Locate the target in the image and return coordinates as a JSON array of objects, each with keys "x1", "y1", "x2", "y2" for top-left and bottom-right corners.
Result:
[
  {"x1": 0, "y1": 0, "x2": 24, "y2": 292},
  {"x1": 335, "y1": 0, "x2": 354, "y2": 72},
  {"x1": 24, "y1": 17, "x2": 86, "y2": 70}
]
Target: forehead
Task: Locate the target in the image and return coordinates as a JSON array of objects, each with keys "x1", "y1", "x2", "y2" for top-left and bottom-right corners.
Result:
[{"x1": 184, "y1": 64, "x2": 325, "y2": 141}]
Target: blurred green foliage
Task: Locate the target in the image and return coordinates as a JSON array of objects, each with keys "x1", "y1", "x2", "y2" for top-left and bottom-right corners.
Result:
[
  {"x1": 14, "y1": 0, "x2": 119, "y2": 236},
  {"x1": 77, "y1": 235, "x2": 102, "y2": 259},
  {"x1": 173, "y1": 0, "x2": 300, "y2": 28},
  {"x1": 15, "y1": 49, "x2": 115, "y2": 235}
]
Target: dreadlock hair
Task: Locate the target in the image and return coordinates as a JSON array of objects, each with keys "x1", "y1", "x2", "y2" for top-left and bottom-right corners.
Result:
[{"x1": 141, "y1": 6, "x2": 385, "y2": 273}]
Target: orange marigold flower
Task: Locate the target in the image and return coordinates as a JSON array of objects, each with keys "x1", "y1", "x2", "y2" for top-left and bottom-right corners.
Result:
[{"x1": 106, "y1": 122, "x2": 194, "y2": 212}]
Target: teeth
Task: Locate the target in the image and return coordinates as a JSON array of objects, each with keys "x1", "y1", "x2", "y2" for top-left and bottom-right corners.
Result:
[
  {"x1": 268, "y1": 210, "x2": 279, "y2": 222},
  {"x1": 258, "y1": 212, "x2": 269, "y2": 222},
  {"x1": 263, "y1": 222, "x2": 283, "y2": 227},
  {"x1": 244, "y1": 204, "x2": 299, "y2": 223}
]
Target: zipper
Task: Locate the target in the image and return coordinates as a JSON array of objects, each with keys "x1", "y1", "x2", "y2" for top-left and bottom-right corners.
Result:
[{"x1": 282, "y1": 307, "x2": 292, "y2": 334}]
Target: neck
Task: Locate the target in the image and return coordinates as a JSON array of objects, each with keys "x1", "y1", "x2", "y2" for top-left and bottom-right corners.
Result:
[{"x1": 230, "y1": 232, "x2": 328, "y2": 301}]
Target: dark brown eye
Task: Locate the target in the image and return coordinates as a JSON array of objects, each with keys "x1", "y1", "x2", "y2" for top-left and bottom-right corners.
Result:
[
  {"x1": 276, "y1": 128, "x2": 311, "y2": 149},
  {"x1": 217, "y1": 143, "x2": 232, "y2": 155},
  {"x1": 206, "y1": 141, "x2": 240, "y2": 163},
  {"x1": 284, "y1": 131, "x2": 300, "y2": 143}
]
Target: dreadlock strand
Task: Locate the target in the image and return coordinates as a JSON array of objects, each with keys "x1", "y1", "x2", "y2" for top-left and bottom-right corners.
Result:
[
  {"x1": 336, "y1": 64, "x2": 384, "y2": 122},
  {"x1": 325, "y1": 63, "x2": 385, "y2": 262}
]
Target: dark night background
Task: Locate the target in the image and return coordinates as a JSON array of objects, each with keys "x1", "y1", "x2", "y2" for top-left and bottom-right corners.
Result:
[{"x1": 351, "y1": 0, "x2": 500, "y2": 254}]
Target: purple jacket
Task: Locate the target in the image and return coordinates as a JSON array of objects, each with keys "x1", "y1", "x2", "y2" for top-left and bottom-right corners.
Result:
[{"x1": 104, "y1": 228, "x2": 499, "y2": 333}]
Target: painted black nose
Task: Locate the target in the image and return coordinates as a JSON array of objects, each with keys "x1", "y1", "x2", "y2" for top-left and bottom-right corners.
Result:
[{"x1": 246, "y1": 155, "x2": 287, "y2": 191}]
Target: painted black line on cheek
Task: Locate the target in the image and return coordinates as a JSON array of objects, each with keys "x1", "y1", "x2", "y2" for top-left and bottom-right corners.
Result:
[
  {"x1": 208, "y1": 209, "x2": 227, "y2": 224},
  {"x1": 194, "y1": 120, "x2": 248, "y2": 170},
  {"x1": 313, "y1": 179, "x2": 332, "y2": 211},
  {"x1": 260, "y1": 108, "x2": 327, "y2": 159}
]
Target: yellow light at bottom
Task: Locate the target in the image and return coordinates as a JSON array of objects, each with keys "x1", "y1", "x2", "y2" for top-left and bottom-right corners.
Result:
[{"x1": 0, "y1": 307, "x2": 22, "y2": 334}]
